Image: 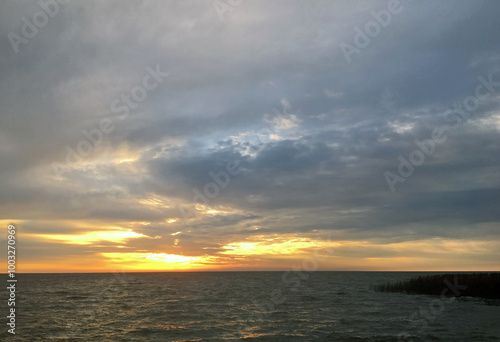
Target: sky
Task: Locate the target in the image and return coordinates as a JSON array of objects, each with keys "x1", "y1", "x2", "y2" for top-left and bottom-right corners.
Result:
[{"x1": 1, "y1": 0, "x2": 500, "y2": 272}]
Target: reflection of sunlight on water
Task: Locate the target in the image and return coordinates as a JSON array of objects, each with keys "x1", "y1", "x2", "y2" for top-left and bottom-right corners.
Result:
[
  {"x1": 162, "y1": 324, "x2": 186, "y2": 330},
  {"x1": 15, "y1": 272, "x2": 500, "y2": 340},
  {"x1": 237, "y1": 328, "x2": 270, "y2": 340}
]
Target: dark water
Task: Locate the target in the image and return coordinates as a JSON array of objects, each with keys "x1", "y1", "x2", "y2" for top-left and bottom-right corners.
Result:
[{"x1": 2, "y1": 272, "x2": 499, "y2": 341}]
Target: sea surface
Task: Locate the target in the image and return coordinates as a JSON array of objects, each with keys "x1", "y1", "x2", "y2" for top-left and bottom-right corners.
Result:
[{"x1": 1, "y1": 272, "x2": 499, "y2": 341}]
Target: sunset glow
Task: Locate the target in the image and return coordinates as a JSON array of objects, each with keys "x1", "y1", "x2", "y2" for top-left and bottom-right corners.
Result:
[
  {"x1": 32, "y1": 230, "x2": 147, "y2": 245},
  {"x1": 2, "y1": 1, "x2": 499, "y2": 275}
]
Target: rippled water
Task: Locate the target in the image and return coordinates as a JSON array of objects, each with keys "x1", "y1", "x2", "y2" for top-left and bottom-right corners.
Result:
[{"x1": 2, "y1": 272, "x2": 499, "y2": 341}]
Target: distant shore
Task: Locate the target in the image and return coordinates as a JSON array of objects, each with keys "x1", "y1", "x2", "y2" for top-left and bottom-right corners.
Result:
[{"x1": 374, "y1": 273, "x2": 500, "y2": 299}]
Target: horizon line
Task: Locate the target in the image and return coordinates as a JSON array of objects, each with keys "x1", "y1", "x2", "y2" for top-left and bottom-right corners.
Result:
[{"x1": 4, "y1": 270, "x2": 500, "y2": 275}]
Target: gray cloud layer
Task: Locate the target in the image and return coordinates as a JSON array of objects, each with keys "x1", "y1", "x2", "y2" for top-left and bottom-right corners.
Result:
[{"x1": 1, "y1": 0, "x2": 499, "y2": 267}]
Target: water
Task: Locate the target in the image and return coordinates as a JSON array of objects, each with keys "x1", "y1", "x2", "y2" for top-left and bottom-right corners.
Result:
[{"x1": 2, "y1": 272, "x2": 499, "y2": 341}]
